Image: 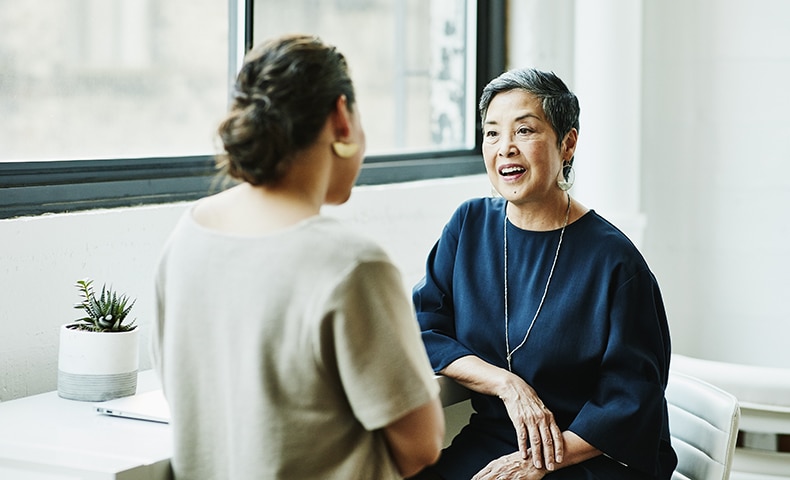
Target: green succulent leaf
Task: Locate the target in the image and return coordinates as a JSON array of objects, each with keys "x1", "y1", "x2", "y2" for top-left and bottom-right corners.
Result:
[{"x1": 73, "y1": 278, "x2": 137, "y2": 332}]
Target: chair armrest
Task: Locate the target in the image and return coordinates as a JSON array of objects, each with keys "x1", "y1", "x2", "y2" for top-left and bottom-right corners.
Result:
[
  {"x1": 672, "y1": 354, "x2": 790, "y2": 434},
  {"x1": 435, "y1": 375, "x2": 471, "y2": 407}
]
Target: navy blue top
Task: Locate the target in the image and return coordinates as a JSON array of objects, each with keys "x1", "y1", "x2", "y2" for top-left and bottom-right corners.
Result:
[{"x1": 413, "y1": 197, "x2": 677, "y2": 479}]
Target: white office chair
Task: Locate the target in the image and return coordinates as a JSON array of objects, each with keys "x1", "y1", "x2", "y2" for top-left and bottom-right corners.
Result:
[
  {"x1": 671, "y1": 354, "x2": 790, "y2": 480},
  {"x1": 667, "y1": 370, "x2": 741, "y2": 480}
]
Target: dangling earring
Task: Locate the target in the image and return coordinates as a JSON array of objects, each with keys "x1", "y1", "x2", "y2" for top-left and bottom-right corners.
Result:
[
  {"x1": 557, "y1": 161, "x2": 575, "y2": 191},
  {"x1": 331, "y1": 141, "x2": 359, "y2": 159}
]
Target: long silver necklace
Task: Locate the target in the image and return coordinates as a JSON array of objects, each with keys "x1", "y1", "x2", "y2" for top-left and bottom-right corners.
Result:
[{"x1": 504, "y1": 194, "x2": 571, "y2": 371}]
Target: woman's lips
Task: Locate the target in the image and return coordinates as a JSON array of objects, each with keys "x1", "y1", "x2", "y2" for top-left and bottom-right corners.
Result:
[{"x1": 499, "y1": 164, "x2": 526, "y2": 180}]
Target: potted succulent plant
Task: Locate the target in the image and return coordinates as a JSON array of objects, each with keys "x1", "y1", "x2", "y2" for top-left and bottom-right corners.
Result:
[{"x1": 57, "y1": 279, "x2": 140, "y2": 401}]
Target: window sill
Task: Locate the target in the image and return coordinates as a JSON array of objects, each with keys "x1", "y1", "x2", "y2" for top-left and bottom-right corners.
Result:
[{"x1": 0, "y1": 153, "x2": 484, "y2": 219}]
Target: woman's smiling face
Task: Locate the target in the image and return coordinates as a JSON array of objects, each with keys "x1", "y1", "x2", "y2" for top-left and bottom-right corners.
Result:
[{"x1": 482, "y1": 89, "x2": 567, "y2": 206}]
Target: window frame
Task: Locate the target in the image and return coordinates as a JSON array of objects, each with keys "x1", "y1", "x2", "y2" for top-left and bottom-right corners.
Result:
[{"x1": 0, "y1": 0, "x2": 504, "y2": 219}]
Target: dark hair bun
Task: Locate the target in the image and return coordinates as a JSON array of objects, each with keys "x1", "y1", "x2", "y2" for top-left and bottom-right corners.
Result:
[{"x1": 216, "y1": 35, "x2": 355, "y2": 186}]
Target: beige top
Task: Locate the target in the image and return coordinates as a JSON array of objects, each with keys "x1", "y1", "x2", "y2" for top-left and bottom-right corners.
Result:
[{"x1": 152, "y1": 210, "x2": 439, "y2": 479}]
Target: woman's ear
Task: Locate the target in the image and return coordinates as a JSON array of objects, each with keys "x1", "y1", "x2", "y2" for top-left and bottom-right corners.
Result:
[
  {"x1": 332, "y1": 95, "x2": 352, "y2": 139},
  {"x1": 562, "y1": 128, "x2": 578, "y2": 159},
  {"x1": 329, "y1": 95, "x2": 360, "y2": 159}
]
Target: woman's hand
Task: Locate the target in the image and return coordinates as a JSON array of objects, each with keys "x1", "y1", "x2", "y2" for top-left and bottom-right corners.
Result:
[
  {"x1": 497, "y1": 373, "x2": 563, "y2": 470},
  {"x1": 439, "y1": 356, "x2": 564, "y2": 470},
  {"x1": 471, "y1": 451, "x2": 547, "y2": 480}
]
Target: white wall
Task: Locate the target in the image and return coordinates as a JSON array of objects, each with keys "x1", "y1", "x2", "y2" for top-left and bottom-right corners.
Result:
[
  {"x1": 640, "y1": 0, "x2": 790, "y2": 367},
  {"x1": 0, "y1": 175, "x2": 491, "y2": 402},
  {"x1": 0, "y1": 204, "x2": 186, "y2": 401}
]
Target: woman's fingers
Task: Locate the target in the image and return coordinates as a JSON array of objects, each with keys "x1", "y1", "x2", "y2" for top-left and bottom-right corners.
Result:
[
  {"x1": 522, "y1": 405, "x2": 563, "y2": 470},
  {"x1": 525, "y1": 418, "x2": 545, "y2": 469},
  {"x1": 515, "y1": 421, "x2": 529, "y2": 459},
  {"x1": 472, "y1": 452, "x2": 545, "y2": 480},
  {"x1": 471, "y1": 463, "x2": 491, "y2": 480},
  {"x1": 497, "y1": 375, "x2": 563, "y2": 470},
  {"x1": 539, "y1": 422, "x2": 555, "y2": 470},
  {"x1": 550, "y1": 421, "x2": 564, "y2": 465}
]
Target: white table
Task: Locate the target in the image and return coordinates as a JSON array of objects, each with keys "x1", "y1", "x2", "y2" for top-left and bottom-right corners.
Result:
[
  {"x1": 0, "y1": 372, "x2": 467, "y2": 479},
  {"x1": 0, "y1": 370, "x2": 172, "y2": 480}
]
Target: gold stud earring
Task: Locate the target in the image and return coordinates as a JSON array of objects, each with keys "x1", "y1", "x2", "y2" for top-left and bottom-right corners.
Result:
[{"x1": 331, "y1": 141, "x2": 359, "y2": 159}]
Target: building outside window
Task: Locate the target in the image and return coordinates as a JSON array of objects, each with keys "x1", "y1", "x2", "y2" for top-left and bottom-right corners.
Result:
[
  {"x1": 0, "y1": 0, "x2": 227, "y2": 162},
  {"x1": 253, "y1": 0, "x2": 475, "y2": 154}
]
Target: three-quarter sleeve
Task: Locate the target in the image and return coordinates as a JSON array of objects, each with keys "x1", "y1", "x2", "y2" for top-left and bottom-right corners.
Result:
[
  {"x1": 568, "y1": 268, "x2": 672, "y2": 475},
  {"x1": 413, "y1": 206, "x2": 477, "y2": 372}
]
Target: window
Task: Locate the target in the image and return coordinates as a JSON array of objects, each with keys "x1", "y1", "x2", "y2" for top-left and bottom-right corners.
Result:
[
  {"x1": 1, "y1": 0, "x2": 228, "y2": 162},
  {"x1": 253, "y1": 0, "x2": 475, "y2": 155},
  {"x1": 0, "y1": 0, "x2": 503, "y2": 219}
]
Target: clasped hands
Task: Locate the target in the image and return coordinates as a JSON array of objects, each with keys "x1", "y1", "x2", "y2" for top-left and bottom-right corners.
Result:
[{"x1": 472, "y1": 373, "x2": 564, "y2": 480}]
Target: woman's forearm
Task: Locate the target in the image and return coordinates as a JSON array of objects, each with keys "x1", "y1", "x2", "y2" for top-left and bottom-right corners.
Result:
[
  {"x1": 383, "y1": 396, "x2": 445, "y2": 478},
  {"x1": 552, "y1": 431, "x2": 601, "y2": 469},
  {"x1": 439, "y1": 354, "x2": 514, "y2": 397}
]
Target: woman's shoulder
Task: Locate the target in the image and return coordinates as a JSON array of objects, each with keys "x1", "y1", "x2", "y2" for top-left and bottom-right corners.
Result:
[
  {"x1": 572, "y1": 210, "x2": 625, "y2": 241},
  {"x1": 457, "y1": 195, "x2": 505, "y2": 212},
  {"x1": 436, "y1": 197, "x2": 505, "y2": 242},
  {"x1": 450, "y1": 196, "x2": 505, "y2": 223},
  {"x1": 310, "y1": 216, "x2": 392, "y2": 263},
  {"x1": 574, "y1": 210, "x2": 652, "y2": 269}
]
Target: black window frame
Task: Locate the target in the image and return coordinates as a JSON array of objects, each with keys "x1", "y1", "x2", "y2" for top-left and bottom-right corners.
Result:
[{"x1": 0, "y1": 0, "x2": 504, "y2": 219}]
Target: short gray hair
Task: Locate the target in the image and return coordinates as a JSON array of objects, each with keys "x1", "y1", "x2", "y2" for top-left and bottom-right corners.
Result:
[{"x1": 479, "y1": 68, "x2": 580, "y2": 153}]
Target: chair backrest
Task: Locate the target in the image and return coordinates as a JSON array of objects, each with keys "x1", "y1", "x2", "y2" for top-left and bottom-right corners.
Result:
[{"x1": 667, "y1": 371, "x2": 740, "y2": 480}]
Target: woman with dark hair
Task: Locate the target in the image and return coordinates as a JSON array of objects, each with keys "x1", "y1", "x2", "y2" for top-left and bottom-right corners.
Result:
[
  {"x1": 152, "y1": 34, "x2": 444, "y2": 479},
  {"x1": 411, "y1": 68, "x2": 677, "y2": 479}
]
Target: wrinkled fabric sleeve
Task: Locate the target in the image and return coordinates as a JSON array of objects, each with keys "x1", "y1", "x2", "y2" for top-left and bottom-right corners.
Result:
[
  {"x1": 568, "y1": 268, "x2": 672, "y2": 475},
  {"x1": 412, "y1": 206, "x2": 477, "y2": 373},
  {"x1": 327, "y1": 259, "x2": 440, "y2": 431}
]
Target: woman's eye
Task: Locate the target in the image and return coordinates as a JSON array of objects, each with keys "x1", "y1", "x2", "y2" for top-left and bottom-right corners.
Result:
[
  {"x1": 517, "y1": 126, "x2": 532, "y2": 135},
  {"x1": 484, "y1": 130, "x2": 498, "y2": 139}
]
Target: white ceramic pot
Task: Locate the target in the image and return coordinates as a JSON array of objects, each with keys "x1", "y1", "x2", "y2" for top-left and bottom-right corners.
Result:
[{"x1": 57, "y1": 323, "x2": 140, "y2": 401}]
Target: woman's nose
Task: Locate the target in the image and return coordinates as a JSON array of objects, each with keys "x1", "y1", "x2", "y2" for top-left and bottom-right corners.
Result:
[{"x1": 498, "y1": 135, "x2": 517, "y2": 157}]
